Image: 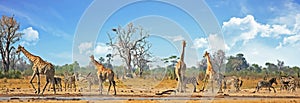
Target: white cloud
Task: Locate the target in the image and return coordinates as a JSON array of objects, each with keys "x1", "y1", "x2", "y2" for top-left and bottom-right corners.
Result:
[
  {"x1": 234, "y1": 40, "x2": 300, "y2": 67},
  {"x1": 94, "y1": 43, "x2": 112, "y2": 56},
  {"x1": 193, "y1": 34, "x2": 230, "y2": 52},
  {"x1": 293, "y1": 14, "x2": 300, "y2": 35},
  {"x1": 192, "y1": 38, "x2": 208, "y2": 49},
  {"x1": 78, "y1": 42, "x2": 113, "y2": 56},
  {"x1": 20, "y1": 27, "x2": 39, "y2": 45},
  {"x1": 78, "y1": 42, "x2": 93, "y2": 55},
  {"x1": 207, "y1": 34, "x2": 230, "y2": 51},
  {"x1": 223, "y1": 15, "x2": 293, "y2": 47},
  {"x1": 283, "y1": 34, "x2": 300, "y2": 46},
  {"x1": 165, "y1": 35, "x2": 184, "y2": 42}
]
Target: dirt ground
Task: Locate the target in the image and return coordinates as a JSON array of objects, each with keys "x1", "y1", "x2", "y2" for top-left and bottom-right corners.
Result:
[{"x1": 0, "y1": 76, "x2": 300, "y2": 103}]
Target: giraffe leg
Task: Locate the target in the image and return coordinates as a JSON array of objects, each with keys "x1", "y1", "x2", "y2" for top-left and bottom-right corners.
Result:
[
  {"x1": 52, "y1": 77, "x2": 56, "y2": 94},
  {"x1": 88, "y1": 80, "x2": 92, "y2": 92},
  {"x1": 47, "y1": 81, "x2": 51, "y2": 91},
  {"x1": 37, "y1": 73, "x2": 41, "y2": 94},
  {"x1": 211, "y1": 79, "x2": 214, "y2": 93},
  {"x1": 99, "y1": 78, "x2": 103, "y2": 95},
  {"x1": 41, "y1": 78, "x2": 50, "y2": 94},
  {"x1": 180, "y1": 78, "x2": 184, "y2": 92},
  {"x1": 107, "y1": 81, "x2": 112, "y2": 95},
  {"x1": 177, "y1": 77, "x2": 183, "y2": 92},
  {"x1": 74, "y1": 82, "x2": 76, "y2": 92},
  {"x1": 201, "y1": 75, "x2": 208, "y2": 91},
  {"x1": 59, "y1": 81, "x2": 63, "y2": 91},
  {"x1": 29, "y1": 72, "x2": 37, "y2": 93},
  {"x1": 64, "y1": 80, "x2": 67, "y2": 91},
  {"x1": 193, "y1": 82, "x2": 197, "y2": 92},
  {"x1": 176, "y1": 80, "x2": 180, "y2": 92},
  {"x1": 113, "y1": 80, "x2": 116, "y2": 95}
]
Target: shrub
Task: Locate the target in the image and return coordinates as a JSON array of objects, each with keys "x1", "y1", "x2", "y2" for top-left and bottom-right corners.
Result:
[
  {"x1": 22, "y1": 68, "x2": 33, "y2": 76},
  {"x1": 0, "y1": 70, "x2": 22, "y2": 79}
]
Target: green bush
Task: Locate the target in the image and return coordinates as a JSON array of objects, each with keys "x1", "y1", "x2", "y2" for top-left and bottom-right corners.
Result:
[
  {"x1": 23, "y1": 68, "x2": 33, "y2": 76},
  {"x1": 0, "y1": 70, "x2": 22, "y2": 79}
]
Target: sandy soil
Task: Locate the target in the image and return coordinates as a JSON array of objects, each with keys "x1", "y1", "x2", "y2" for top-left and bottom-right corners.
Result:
[{"x1": 0, "y1": 76, "x2": 300, "y2": 103}]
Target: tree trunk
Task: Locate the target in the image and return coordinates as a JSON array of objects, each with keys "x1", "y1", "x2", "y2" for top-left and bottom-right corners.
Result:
[
  {"x1": 2, "y1": 60, "x2": 9, "y2": 73},
  {"x1": 138, "y1": 67, "x2": 143, "y2": 77}
]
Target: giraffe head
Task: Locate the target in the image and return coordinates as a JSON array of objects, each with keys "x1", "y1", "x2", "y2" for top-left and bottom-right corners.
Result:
[
  {"x1": 16, "y1": 45, "x2": 23, "y2": 54},
  {"x1": 90, "y1": 55, "x2": 95, "y2": 60},
  {"x1": 203, "y1": 51, "x2": 210, "y2": 58},
  {"x1": 182, "y1": 40, "x2": 186, "y2": 47}
]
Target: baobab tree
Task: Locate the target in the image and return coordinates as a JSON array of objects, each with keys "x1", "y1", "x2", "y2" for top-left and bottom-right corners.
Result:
[
  {"x1": 0, "y1": 15, "x2": 23, "y2": 73},
  {"x1": 108, "y1": 23, "x2": 151, "y2": 78}
]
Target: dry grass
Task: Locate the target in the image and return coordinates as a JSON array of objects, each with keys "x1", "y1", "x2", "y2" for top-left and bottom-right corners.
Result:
[{"x1": 1, "y1": 76, "x2": 300, "y2": 103}]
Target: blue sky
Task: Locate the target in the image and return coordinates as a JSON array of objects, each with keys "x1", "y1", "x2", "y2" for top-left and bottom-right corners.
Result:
[{"x1": 1, "y1": 0, "x2": 300, "y2": 67}]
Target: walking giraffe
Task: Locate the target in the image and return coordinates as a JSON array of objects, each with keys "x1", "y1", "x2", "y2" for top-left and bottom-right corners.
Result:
[
  {"x1": 175, "y1": 40, "x2": 187, "y2": 92},
  {"x1": 90, "y1": 55, "x2": 116, "y2": 95},
  {"x1": 200, "y1": 51, "x2": 215, "y2": 92},
  {"x1": 16, "y1": 45, "x2": 56, "y2": 94}
]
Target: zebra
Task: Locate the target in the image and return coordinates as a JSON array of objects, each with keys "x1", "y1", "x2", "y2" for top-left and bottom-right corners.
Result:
[
  {"x1": 280, "y1": 76, "x2": 297, "y2": 92},
  {"x1": 48, "y1": 76, "x2": 63, "y2": 91},
  {"x1": 253, "y1": 77, "x2": 277, "y2": 93},
  {"x1": 64, "y1": 72, "x2": 79, "y2": 92},
  {"x1": 280, "y1": 76, "x2": 291, "y2": 91},
  {"x1": 221, "y1": 76, "x2": 243, "y2": 93},
  {"x1": 176, "y1": 76, "x2": 199, "y2": 92}
]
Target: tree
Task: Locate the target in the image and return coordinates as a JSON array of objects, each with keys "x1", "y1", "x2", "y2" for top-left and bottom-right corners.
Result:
[
  {"x1": 197, "y1": 58, "x2": 207, "y2": 71},
  {"x1": 226, "y1": 53, "x2": 249, "y2": 72},
  {"x1": 162, "y1": 55, "x2": 179, "y2": 79},
  {"x1": 132, "y1": 44, "x2": 152, "y2": 77},
  {"x1": 108, "y1": 23, "x2": 151, "y2": 77},
  {"x1": 9, "y1": 48, "x2": 20, "y2": 71},
  {"x1": 98, "y1": 57, "x2": 105, "y2": 64},
  {"x1": 251, "y1": 63, "x2": 262, "y2": 73},
  {"x1": 211, "y1": 50, "x2": 226, "y2": 73},
  {"x1": 0, "y1": 15, "x2": 23, "y2": 73},
  {"x1": 277, "y1": 59, "x2": 284, "y2": 71},
  {"x1": 105, "y1": 54, "x2": 113, "y2": 69},
  {"x1": 162, "y1": 55, "x2": 179, "y2": 67},
  {"x1": 265, "y1": 62, "x2": 277, "y2": 74},
  {"x1": 291, "y1": 66, "x2": 300, "y2": 77}
]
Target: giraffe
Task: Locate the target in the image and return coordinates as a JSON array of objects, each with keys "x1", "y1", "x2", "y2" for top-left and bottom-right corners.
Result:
[
  {"x1": 175, "y1": 40, "x2": 187, "y2": 92},
  {"x1": 200, "y1": 51, "x2": 215, "y2": 92},
  {"x1": 90, "y1": 55, "x2": 116, "y2": 95},
  {"x1": 16, "y1": 45, "x2": 56, "y2": 94}
]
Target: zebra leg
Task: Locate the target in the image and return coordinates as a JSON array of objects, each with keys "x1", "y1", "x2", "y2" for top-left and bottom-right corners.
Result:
[
  {"x1": 271, "y1": 86, "x2": 276, "y2": 93},
  {"x1": 256, "y1": 86, "x2": 260, "y2": 93}
]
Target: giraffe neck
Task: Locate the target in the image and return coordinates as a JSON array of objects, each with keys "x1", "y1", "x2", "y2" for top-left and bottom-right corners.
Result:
[
  {"x1": 92, "y1": 58, "x2": 105, "y2": 71},
  {"x1": 180, "y1": 46, "x2": 185, "y2": 62},
  {"x1": 206, "y1": 56, "x2": 213, "y2": 70},
  {"x1": 20, "y1": 48, "x2": 37, "y2": 62}
]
